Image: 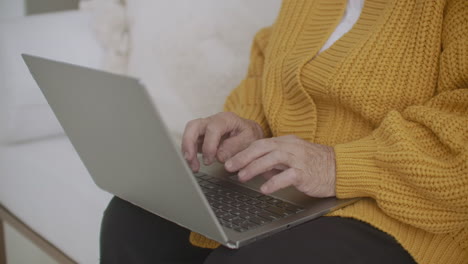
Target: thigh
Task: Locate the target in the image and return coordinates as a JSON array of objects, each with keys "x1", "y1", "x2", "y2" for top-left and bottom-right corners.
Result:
[
  {"x1": 205, "y1": 217, "x2": 416, "y2": 264},
  {"x1": 100, "y1": 196, "x2": 212, "y2": 264}
]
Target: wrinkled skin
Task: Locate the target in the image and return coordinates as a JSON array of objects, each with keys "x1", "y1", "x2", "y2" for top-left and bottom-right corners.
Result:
[{"x1": 182, "y1": 112, "x2": 336, "y2": 198}]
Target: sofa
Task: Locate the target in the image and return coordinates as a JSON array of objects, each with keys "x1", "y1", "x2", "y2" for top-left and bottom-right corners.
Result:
[{"x1": 0, "y1": 1, "x2": 281, "y2": 263}]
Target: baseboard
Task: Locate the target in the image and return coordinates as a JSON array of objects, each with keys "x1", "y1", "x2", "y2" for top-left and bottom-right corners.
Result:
[
  {"x1": 0, "y1": 220, "x2": 5, "y2": 264},
  {"x1": 0, "y1": 203, "x2": 77, "y2": 264}
]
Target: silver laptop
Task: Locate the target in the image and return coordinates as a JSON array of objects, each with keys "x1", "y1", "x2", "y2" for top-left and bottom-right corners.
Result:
[{"x1": 23, "y1": 54, "x2": 358, "y2": 249}]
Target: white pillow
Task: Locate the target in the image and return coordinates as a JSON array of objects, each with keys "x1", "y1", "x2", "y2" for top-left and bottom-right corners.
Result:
[
  {"x1": 126, "y1": 0, "x2": 282, "y2": 135},
  {"x1": 0, "y1": 11, "x2": 103, "y2": 143}
]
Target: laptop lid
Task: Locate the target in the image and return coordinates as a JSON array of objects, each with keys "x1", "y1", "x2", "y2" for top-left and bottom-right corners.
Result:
[{"x1": 22, "y1": 54, "x2": 229, "y2": 245}]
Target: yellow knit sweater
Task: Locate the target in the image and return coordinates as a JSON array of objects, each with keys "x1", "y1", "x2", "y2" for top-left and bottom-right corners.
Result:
[{"x1": 190, "y1": 0, "x2": 468, "y2": 263}]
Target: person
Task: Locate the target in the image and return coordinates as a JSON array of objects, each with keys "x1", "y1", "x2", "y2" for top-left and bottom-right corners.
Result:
[{"x1": 100, "y1": 0, "x2": 468, "y2": 263}]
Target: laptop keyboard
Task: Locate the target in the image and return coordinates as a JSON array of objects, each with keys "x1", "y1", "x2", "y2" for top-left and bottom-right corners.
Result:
[{"x1": 195, "y1": 173, "x2": 304, "y2": 233}]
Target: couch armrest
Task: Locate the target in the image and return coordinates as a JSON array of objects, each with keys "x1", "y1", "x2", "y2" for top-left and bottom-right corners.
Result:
[{"x1": 0, "y1": 11, "x2": 103, "y2": 143}]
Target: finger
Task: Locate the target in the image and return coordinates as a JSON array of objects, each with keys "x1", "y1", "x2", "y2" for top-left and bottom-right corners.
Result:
[
  {"x1": 216, "y1": 131, "x2": 251, "y2": 163},
  {"x1": 196, "y1": 137, "x2": 204, "y2": 153},
  {"x1": 260, "y1": 168, "x2": 303, "y2": 194},
  {"x1": 182, "y1": 119, "x2": 205, "y2": 159},
  {"x1": 225, "y1": 138, "x2": 278, "y2": 172},
  {"x1": 190, "y1": 154, "x2": 201, "y2": 172},
  {"x1": 188, "y1": 137, "x2": 204, "y2": 172},
  {"x1": 237, "y1": 150, "x2": 291, "y2": 182},
  {"x1": 182, "y1": 119, "x2": 207, "y2": 171},
  {"x1": 201, "y1": 115, "x2": 233, "y2": 165}
]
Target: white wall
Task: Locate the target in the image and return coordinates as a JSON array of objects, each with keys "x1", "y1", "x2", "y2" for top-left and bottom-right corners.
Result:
[{"x1": 0, "y1": 0, "x2": 25, "y2": 20}]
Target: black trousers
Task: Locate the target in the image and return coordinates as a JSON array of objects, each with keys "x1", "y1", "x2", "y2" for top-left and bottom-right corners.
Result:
[{"x1": 100, "y1": 196, "x2": 416, "y2": 264}]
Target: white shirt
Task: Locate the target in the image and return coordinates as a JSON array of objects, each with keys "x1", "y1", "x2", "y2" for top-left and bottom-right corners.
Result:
[{"x1": 318, "y1": 0, "x2": 365, "y2": 54}]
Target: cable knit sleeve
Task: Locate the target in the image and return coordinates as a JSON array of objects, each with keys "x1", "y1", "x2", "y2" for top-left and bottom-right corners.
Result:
[
  {"x1": 223, "y1": 27, "x2": 272, "y2": 137},
  {"x1": 334, "y1": 0, "x2": 468, "y2": 234}
]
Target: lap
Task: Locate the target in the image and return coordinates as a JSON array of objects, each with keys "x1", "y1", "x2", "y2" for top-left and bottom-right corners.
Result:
[
  {"x1": 101, "y1": 196, "x2": 415, "y2": 264},
  {"x1": 206, "y1": 217, "x2": 416, "y2": 264},
  {"x1": 100, "y1": 196, "x2": 212, "y2": 264}
]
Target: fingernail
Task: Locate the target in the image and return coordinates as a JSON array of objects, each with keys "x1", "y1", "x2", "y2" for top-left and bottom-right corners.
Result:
[
  {"x1": 238, "y1": 170, "x2": 245, "y2": 179},
  {"x1": 225, "y1": 160, "x2": 232, "y2": 170},
  {"x1": 203, "y1": 157, "x2": 210, "y2": 165},
  {"x1": 261, "y1": 185, "x2": 268, "y2": 193}
]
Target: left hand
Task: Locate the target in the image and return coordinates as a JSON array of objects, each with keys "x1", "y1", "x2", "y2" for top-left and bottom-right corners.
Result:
[{"x1": 224, "y1": 135, "x2": 336, "y2": 198}]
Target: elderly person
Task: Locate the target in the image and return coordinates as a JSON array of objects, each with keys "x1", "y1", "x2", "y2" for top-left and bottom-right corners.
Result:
[{"x1": 100, "y1": 0, "x2": 467, "y2": 263}]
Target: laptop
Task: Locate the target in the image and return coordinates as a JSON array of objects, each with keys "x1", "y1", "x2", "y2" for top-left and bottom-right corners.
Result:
[{"x1": 23, "y1": 54, "x2": 359, "y2": 249}]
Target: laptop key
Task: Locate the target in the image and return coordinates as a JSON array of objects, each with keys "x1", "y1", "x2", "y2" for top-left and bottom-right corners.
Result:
[
  {"x1": 230, "y1": 209, "x2": 243, "y2": 216},
  {"x1": 277, "y1": 202, "x2": 304, "y2": 213},
  {"x1": 216, "y1": 181, "x2": 263, "y2": 198},
  {"x1": 246, "y1": 199, "x2": 262, "y2": 205},
  {"x1": 199, "y1": 175, "x2": 213, "y2": 180},
  {"x1": 211, "y1": 202, "x2": 223, "y2": 209},
  {"x1": 224, "y1": 206, "x2": 235, "y2": 212},
  {"x1": 257, "y1": 212, "x2": 278, "y2": 221},
  {"x1": 259, "y1": 196, "x2": 273, "y2": 202},
  {"x1": 249, "y1": 216, "x2": 271, "y2": 225},
  {"x1": 231, "y1": 218, "x2": 245, "y2": 226},
  {"x1": 217, "y1": 212, "x2": 231, "y2": 219},
  {"x1": 222, "y1": 214, "x2": 238, "y2": 222},
  {"x1": 236, "y1": 195, "x2": 250, "y2": 202},
  {"x1": 239, "y1": 205, "x2": 256, "y2": 212},
  {"x1": 224, "y1": 223, "x2": 236, "y2": 229},
  {"x1": 243, "y1": 222, "x2": 259, "y2": 230},
  {"x1": 234, "y1": 227, "x2": 247, "y2": 232},
  {"x1": 248, "y1": 208, "x2": 264, "y2": 214},
  {"x1": 267, "y1": 198, "x2": 283, "y2": 205},
  {"x1": 194, "y1": 172, "x2": 207, "y2": 177},
  {"x1": 264, "y1": 206, "x2": 292, "y2": 217},
  {"x1": 255, "y1": 202, "x2": 269, "y2": 209},
  {"x1": 239, "y1": 212, "x2": 258, "y2": 220},
  {"x1": 232, "y1": 201, "x2": 244, "y2": 207}
]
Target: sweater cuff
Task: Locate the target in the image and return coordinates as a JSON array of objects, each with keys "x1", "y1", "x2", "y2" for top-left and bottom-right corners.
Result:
[
  {"x1": 334, "y1": 135, "x2": 382, "y2": 199},
  {"x1": 189, "y1": 232, "x2": 221, "y2": 249}
]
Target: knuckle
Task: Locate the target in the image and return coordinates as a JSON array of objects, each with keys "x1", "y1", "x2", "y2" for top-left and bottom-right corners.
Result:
[
  {"x1": 189, "y1": 118, "x2": 205, "y2": 129},
  {"x1": 251, "y1": 159, "x2": 264, "y2": 171},
  {"x1": 253, "y1": 138, "x2": 269, "y2": 148},
  {"x1": 222, "y1": 111, "x2": 237, "y2": 119},
  {"x1": 219, "y1": 112, "x2": 236, "y2": 124},
  {"x1": 284, "y1": 134, "x2": 299, "y2": 141},
  {"x1": 286, "y1": 152, "x2": 295, "y2": 165},
  {"x1": 185, "y1": 119, "x2": 197, "y2": 130},
  {"x1": 206, "y1": 122, "x2": 222, "y2": 135},
  {"x1": 271, "y1": 150, "x2": 283, "y2": 162},
  {"x1": 205, "y1": 123, "x2": 216, "y2": 134},
  {"x1": 290, "y1": 168, "x2": 303, "y2": 185}
]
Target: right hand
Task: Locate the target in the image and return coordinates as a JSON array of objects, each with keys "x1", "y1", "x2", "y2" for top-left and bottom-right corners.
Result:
[{"x1": 181, "y1": 112, "x2": 264, "y2": 172}]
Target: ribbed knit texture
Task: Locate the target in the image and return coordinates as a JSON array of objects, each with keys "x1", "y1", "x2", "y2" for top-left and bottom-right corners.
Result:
[{"x1": 190, "y1": 1, "x2": 468, "y2": 263}]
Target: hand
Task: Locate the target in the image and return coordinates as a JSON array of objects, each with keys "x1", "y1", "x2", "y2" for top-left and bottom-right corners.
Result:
[
  {"x1": 224, "y1": 135, "x2": 336, "y2": 198},
  {"x1": 182, "y1": 112, "x2": 264, "y2": 172}
]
